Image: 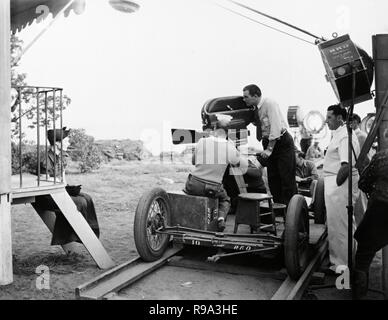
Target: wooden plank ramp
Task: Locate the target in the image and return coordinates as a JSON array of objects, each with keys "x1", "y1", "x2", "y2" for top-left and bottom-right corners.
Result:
[{"x1": 76, "y1": 247, "x2": 182, "y2": 300}]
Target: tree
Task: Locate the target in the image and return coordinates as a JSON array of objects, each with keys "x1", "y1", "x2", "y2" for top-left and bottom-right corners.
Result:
[{"x1": 68, "y1": 129, "x2": 102, "y2": 173}]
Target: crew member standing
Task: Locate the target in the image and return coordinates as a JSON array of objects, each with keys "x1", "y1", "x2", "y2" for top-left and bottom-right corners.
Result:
[
  {"x1": 243, "y1": 84, "x2": 297, "y2": 206},
  {"x1": 323, "y1": 104, "x2": 361, "y2": 272},
  {"x1": 300, "y1": 125, "x2": 313, "y2": 154}
]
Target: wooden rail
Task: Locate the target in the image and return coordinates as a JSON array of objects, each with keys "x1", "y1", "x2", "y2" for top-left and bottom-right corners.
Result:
[
  {"x1": 272, "y1": 236, "x2": 328, "y2": 300},
  {"x1": 76, "y1": 246, "x2": 183, "y2": 299}
]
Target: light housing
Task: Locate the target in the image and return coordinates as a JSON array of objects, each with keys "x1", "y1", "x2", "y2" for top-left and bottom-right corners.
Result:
[{"x1": 109, "y1": 0, "x2": 140, "y2": 13}]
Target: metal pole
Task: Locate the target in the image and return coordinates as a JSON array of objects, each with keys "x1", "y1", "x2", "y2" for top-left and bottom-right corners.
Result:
[
  {"x1": 45, "y1": 92, "x2": 48, "y2": 181},
  {"x1": 18, "y1": 88, "x2": 22, "y2": 188},
  {"x1": 52, "y1": 89, "x2": 56, "y2": 183},
  {"x1": 60, "y1": 90, "x2": 63, "y2": 183},
  {"x1": 0, "y1": 0, "x2": 13, "y2": 285},
  {"x1": 348, "y1": 64, "x2": 356, "y2": 299},
  {"x1": 36, "y1": 88, "x2": 40, "y2": 186}
]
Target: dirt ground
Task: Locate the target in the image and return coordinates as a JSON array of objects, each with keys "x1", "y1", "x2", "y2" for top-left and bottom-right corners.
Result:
[
  {"x1": 0, "y1": 159, "x2": 385, "y2": 300},
  {"x1": 2, "y1": 159, "x2": 191, "y2": 300}
]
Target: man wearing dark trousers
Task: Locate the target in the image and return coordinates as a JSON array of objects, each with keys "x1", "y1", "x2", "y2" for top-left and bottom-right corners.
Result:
[{"x1": 243, "y1": 84, "x2": 297, "y2": 206}]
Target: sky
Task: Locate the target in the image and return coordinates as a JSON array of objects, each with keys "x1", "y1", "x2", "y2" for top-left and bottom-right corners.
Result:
[{"x1": 16, "y1": 0, "x2": 388, "y2": 154}]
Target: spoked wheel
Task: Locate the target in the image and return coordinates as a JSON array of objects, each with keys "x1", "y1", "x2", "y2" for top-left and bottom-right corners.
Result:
[
  {"x1": 134, "y1": 188, "x2": 171, "y2": 261},
  {"x1": 284, "y1": 195, "x2": 310, "y2": 280},
  {"x1": 313, "y1": 178, "x2": 326, "y2": 224}
]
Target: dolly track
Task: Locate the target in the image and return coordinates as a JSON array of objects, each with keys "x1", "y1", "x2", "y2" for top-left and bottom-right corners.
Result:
[{"x1": 76, "y1": 233, "x2": 327, "y2": 300}]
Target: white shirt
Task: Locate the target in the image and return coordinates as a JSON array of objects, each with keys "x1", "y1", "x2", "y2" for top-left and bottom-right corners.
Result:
[
  {"x1": 256, "y1": 97, "x2": 289, "y2": 141},
  {"x1": 354, "y1": 128, "x2": 367, "y2": 150},
  {"x1": 192, "y1": 135, "x2": 248, "y2": 183},
  {"x1": 323, "y1": 125, "x2": 360, "y2": 177}
]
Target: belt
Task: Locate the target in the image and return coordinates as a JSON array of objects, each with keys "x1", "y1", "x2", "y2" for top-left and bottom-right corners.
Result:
[
  {"x1": 189, "y1": 174, "x2": 221, "y2": 187},
  {"x1": 263, "y1": 129, "x2": 287, "y2": 141}
]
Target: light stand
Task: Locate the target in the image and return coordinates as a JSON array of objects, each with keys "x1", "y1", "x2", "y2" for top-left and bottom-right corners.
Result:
[{"x1": 346, "y1": 62, "x2": 357, "y2": 299}]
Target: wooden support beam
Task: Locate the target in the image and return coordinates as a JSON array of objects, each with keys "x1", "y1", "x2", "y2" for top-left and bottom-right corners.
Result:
[
  {"x1": 50, "y1": 192, "x2": 115, "y2": 269},
  {"x1": 0, "y1": 0, "x2": 13, "y2": 286},
  {"x1": 31, "y1": 203, "x2": 81, "y2": 255},
  {"x1": 0, "y1": 195, "x2": 13, "y2": 285}
]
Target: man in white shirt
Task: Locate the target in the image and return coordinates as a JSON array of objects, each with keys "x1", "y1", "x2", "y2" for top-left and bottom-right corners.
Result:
[
  {"x1": 243, "y1": 84, "x2": 297, "y2": 206},
  {"x1": 184, "y1": 116, "x2": 248, "y2": 232},
  {"x1": 305, "y1": 141, "x2": 323, "y2": 161},
  {"x1": 350, "y1": 114, "x2": 367, "y2": 150},
  {"x1": 323, "y1": 104, "x2": 361, "y2": 272}
]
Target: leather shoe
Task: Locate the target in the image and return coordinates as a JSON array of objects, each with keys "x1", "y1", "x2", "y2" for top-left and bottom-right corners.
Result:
[{"x1": 217, "y1": 219, "x2": 226, "y2": 232}]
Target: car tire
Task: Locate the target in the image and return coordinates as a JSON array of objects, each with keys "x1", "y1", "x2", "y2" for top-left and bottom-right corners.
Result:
[
  {"x1": 284, "y1": 195, "x2": 310, "y2": 280},
  {"x1": 134, "y1": 188, "x2": 171, "y2": 261}
]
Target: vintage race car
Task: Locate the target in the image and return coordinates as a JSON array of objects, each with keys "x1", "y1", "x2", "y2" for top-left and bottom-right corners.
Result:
[
  {"x1": 133, "y1": 176, "x2": 326, "y2": 280},
  {"x1": 134, "y1": 97, "x2": 326, "y2": 280}
]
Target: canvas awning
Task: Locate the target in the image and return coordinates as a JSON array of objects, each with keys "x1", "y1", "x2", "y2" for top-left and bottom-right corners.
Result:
[{"x1": 11, "y1": 0, "x2": 85, "y2": 33}]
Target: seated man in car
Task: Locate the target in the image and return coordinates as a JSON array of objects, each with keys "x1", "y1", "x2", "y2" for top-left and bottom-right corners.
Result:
[
  {"x1": 184, "y1": 114, "x2": 248, "y2": 232},
  {"x1": 295, "y1": 150, "x2": 319, "y2": 191}
]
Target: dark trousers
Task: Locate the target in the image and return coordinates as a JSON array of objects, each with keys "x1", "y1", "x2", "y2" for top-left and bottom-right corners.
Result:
[
  {"x1": 222, "y1": 169, "x2": 266, "y2": 215},
  {"x1": 263, "y1": 131, "x2": 297, "y2": 206},
  {"x1": 184, "y1": 174, "x2": 231, "y2": 220},
  {"x1": 34, "y1": 190, "x2": 100, "y2": 245},
  {"x1": 300, "y1": 138, "x2": 312, "y2": 154},
  {"x1": 354, "y1": 199, "x2": 388, "y2": 273}
]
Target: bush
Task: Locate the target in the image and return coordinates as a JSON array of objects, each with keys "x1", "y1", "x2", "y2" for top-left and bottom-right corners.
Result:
[
  {"x1": 69, "y1": 129, "x2": 102, "y2": 173},
  {"x1": 11, "y1": 142, "x2": 46, "y2": 175}
]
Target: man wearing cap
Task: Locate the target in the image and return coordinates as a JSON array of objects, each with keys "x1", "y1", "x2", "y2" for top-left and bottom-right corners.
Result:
[
  {"x1": 243, "y1": 84, "x2": 297, "y2": 206},
  {"x1": 184, "y1": 115, "x2": 248, "y2": 232}
]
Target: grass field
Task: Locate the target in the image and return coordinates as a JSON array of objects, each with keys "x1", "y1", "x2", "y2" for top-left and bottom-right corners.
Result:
[{"x1": 2, "y1": 159, "x2": 191, "y2": 300}]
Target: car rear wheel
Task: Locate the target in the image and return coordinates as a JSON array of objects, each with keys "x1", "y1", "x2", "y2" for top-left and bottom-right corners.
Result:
[{"x1": 134, "y1": 188, "x2": 171, "y2": 261}]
